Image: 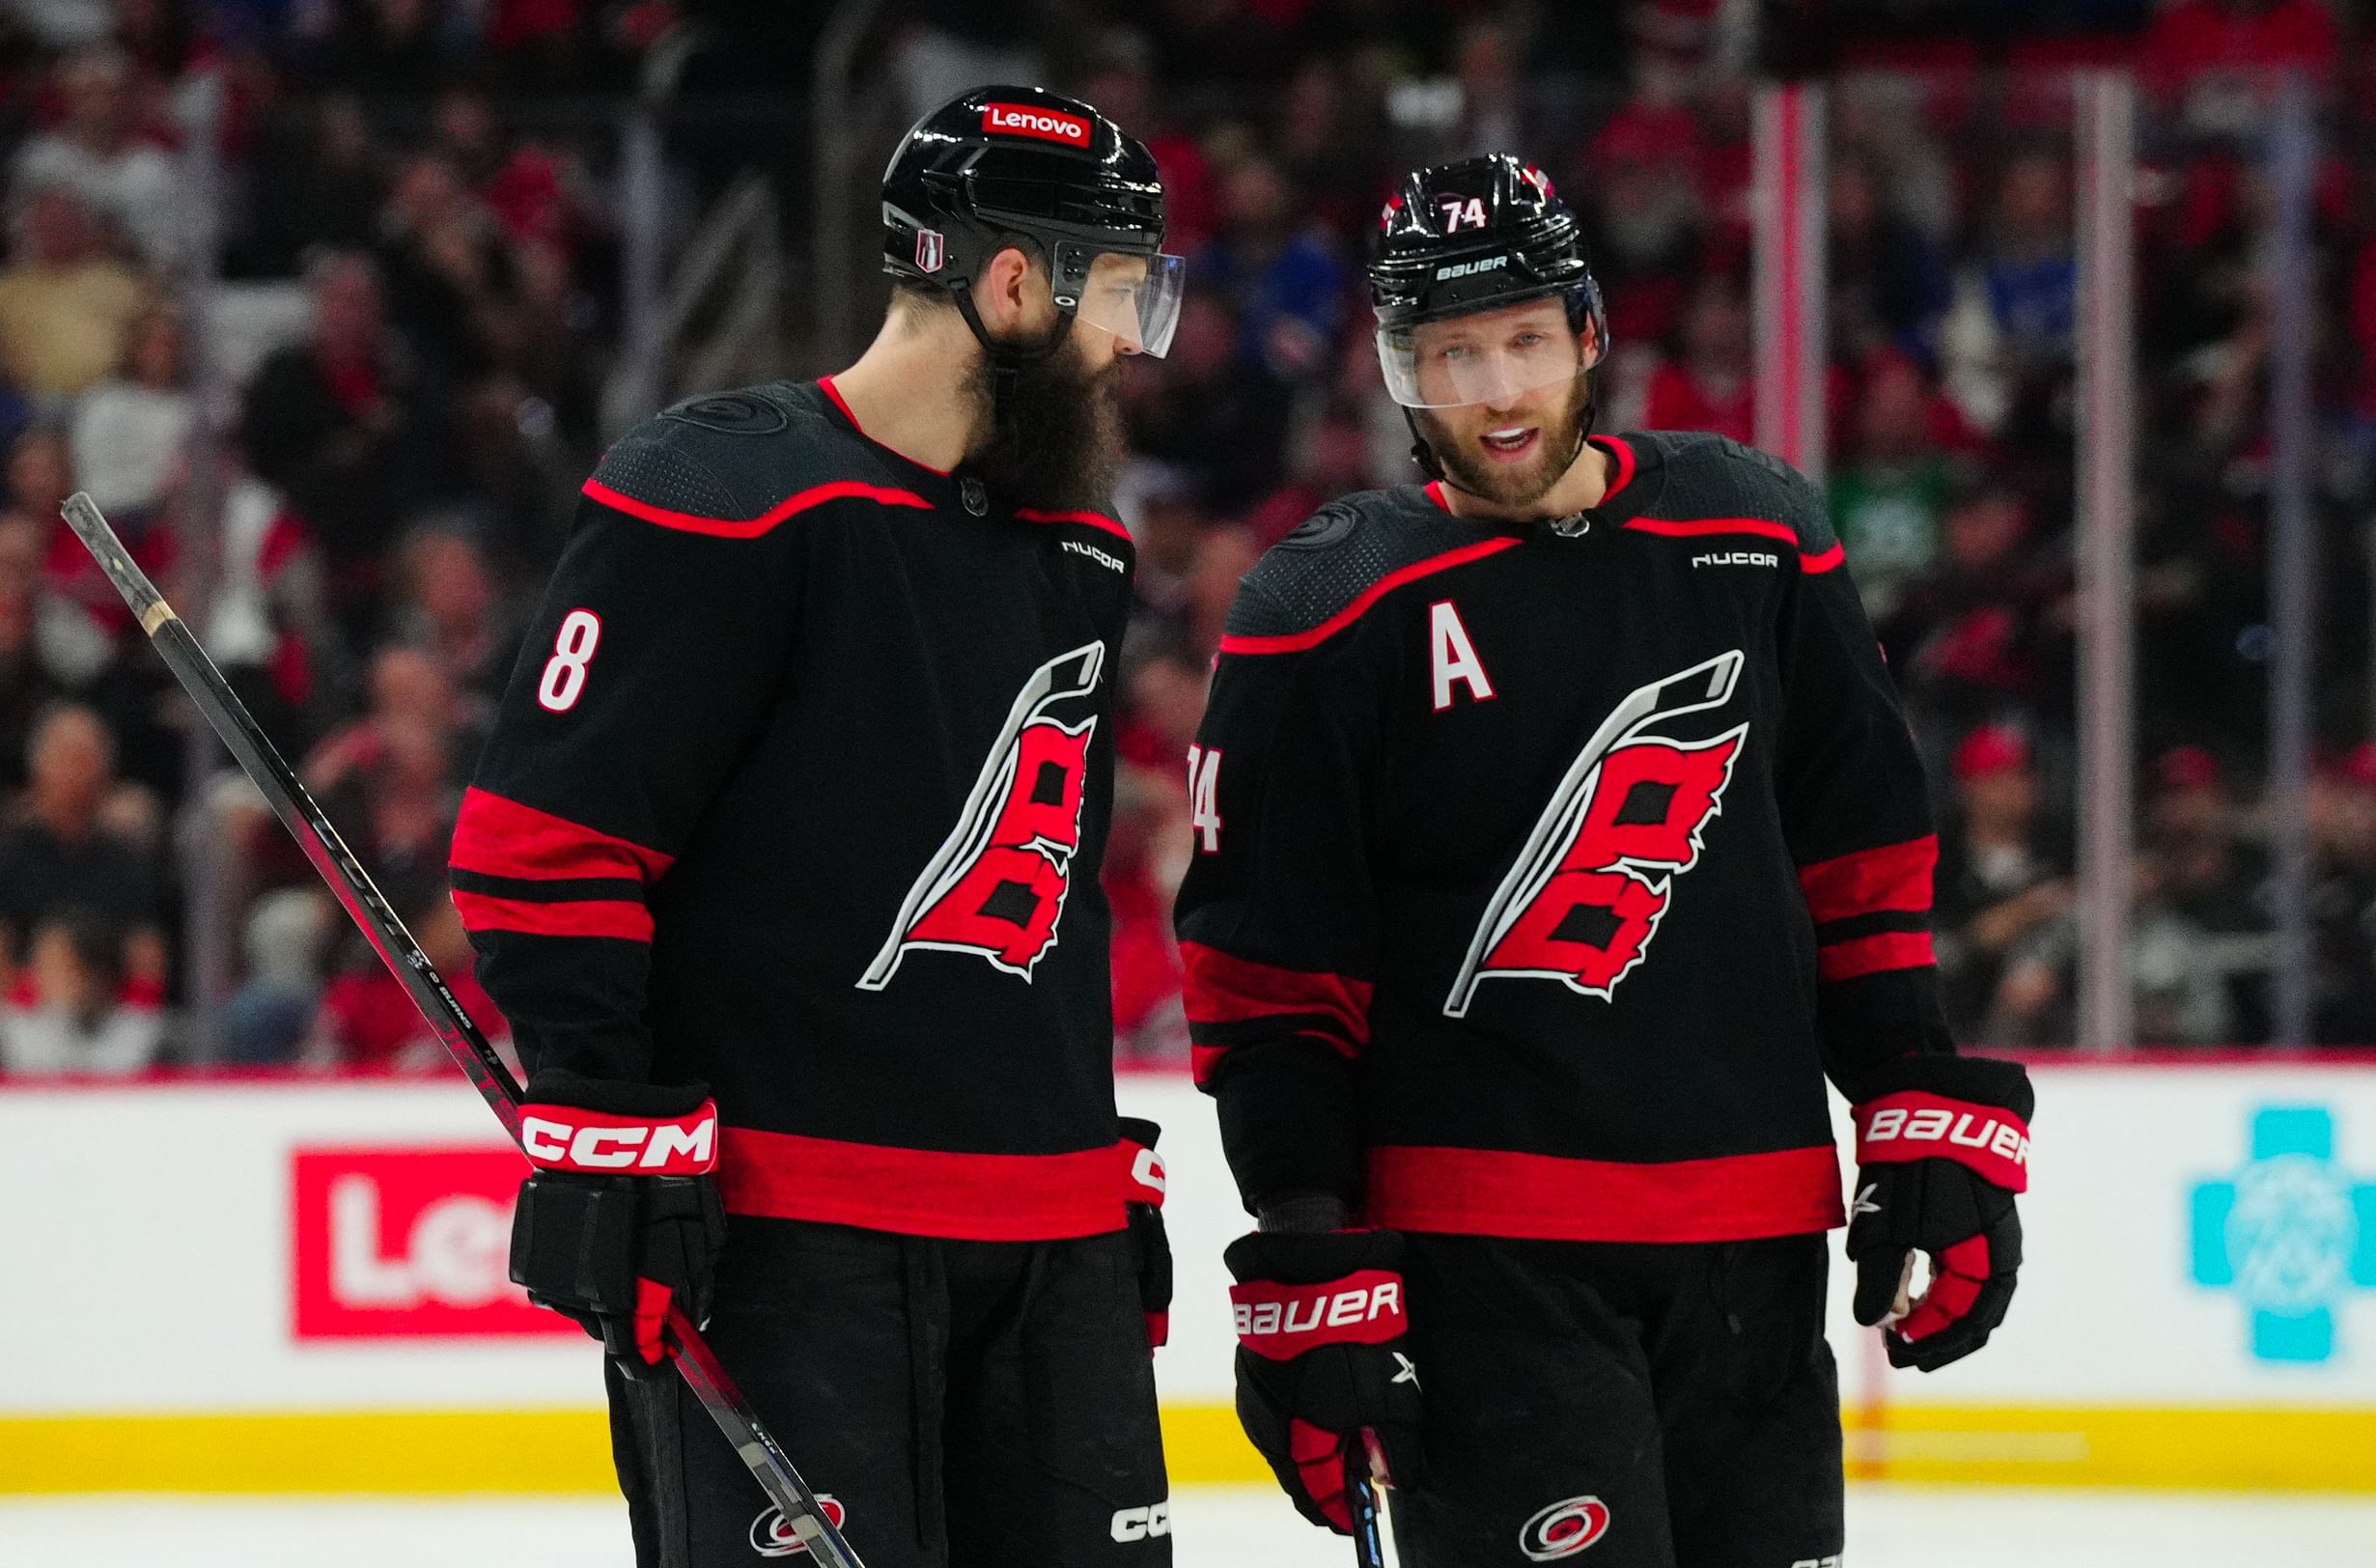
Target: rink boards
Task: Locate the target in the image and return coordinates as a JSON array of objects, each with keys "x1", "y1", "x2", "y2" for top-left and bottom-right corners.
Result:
[{"x1": 1, "y1": 1058, "x2": 2372, "y2": 1494}]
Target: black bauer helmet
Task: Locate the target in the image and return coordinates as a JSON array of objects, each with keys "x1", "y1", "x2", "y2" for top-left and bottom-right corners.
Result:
[
  {"x1": 1368, "y1": 154, "x2": 1607, "y2": 408},
  {"x1": 881, "y1": 85, "x2": 1183, "y2": 359}
]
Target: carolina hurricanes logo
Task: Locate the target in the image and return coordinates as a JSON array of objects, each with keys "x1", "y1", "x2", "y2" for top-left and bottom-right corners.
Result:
[
  {"x1": 860, "y1": 642, "x2": 1104, "y2": 990},
  {"x1": 1446, "y1": 652, "x2": 1746, "y2": 1016},
  {"x1": 750, "y1": 1497, "x2": 848, "y2": 1557},
  {"x1": 1519, "y1": 1495, "x2": 1610, "y2": 1559}
]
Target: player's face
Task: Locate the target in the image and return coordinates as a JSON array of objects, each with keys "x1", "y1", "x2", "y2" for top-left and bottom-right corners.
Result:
[{"x1": 1410, "y1": 303, "x2": 1597, "y2": 510}]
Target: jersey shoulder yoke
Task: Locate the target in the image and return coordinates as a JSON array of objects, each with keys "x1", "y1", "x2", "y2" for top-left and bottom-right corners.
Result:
[
  {"x1": 583, "y1": 381, "x2": 928, "y2": 538},
  {"x1": 1632, "y1": 430, "x2": 1835, "y2": 553},
  {"x1": 1225, "y1": 487, "x2": 1506, "y2": 649}
]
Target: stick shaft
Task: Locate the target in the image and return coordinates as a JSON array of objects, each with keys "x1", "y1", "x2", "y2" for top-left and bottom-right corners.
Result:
[{"x1": 60, "y1": 491, "x2": 866, "y2": 1568}]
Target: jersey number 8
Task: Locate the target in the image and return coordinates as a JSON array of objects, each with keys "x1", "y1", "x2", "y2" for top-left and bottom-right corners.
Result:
[{"x1": 537, "y1": 609, "x2": 602, "y2": 713}]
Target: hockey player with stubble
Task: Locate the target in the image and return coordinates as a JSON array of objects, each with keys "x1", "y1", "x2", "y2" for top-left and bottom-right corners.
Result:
[
  {"x1": 1178, "y1": 154, "x2": 2036, "y2": 1566},
  {"x1": 450, "y1": 88, "x2": 1184, "y2": 1566}
]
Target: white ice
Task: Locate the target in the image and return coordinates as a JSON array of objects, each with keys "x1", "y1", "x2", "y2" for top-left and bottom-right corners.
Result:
[{"x1": 4, "y1": 1485, "x2": 2375, "y2": 1567}]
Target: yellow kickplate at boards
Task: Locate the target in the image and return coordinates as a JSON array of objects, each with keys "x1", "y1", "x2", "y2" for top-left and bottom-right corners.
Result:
[
  {"x1": 1845, "y1": 1405, "x2": 2376, "y2": 1492},
  {"x1": 4, "y1": 1403, "x2": 2373, "y2": 1494},
  {"x1": 0, "y1": 1410, "x2": 615, "y2": 1494}
]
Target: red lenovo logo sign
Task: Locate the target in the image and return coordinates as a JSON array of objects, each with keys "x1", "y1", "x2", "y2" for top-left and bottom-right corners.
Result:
[
  {"x1": 291, "y1": 1147, "x2": 573, "y2": 1339},
  {"x1": 982, "y1": 102, "x2": 1091, "y2": 148}
]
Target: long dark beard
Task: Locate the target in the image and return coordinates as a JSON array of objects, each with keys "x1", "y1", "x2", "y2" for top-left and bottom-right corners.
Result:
[
  {"x1": 966, "y1": 322, "x2": 1128, "y2": 513},
  {"x1": 1421, "y1": 373, "x2": 1596, "y2": 511}
]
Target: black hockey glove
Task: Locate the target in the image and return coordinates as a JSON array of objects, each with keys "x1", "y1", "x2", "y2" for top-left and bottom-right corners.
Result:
[
  {"x1": 1226, "y1": 1228, "x2": 1424, "y2": 1533},
  {"x1": 1119, "y1": 1117, "x2": 1173, "y2": 1350},
  {"x1": 508, "y1": 1069, "x2": 727, "y2": 1380},
  {"x1": 1845, "y1": 1053, "x2": 2033, "y2": 1372}
]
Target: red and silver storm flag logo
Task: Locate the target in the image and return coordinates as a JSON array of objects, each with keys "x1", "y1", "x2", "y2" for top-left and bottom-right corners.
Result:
[
  {"x1": 859, "y1": 642, "x2": 1104, "y2": 991},
  {"x1": 1445, "y1": 651, "x2": 1746, "y2": 1016}
]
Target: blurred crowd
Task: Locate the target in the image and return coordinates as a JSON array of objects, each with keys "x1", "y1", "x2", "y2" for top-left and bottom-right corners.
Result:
[{"x1": 7, "y1": 0, "x2": 2376, "y2": 1078}]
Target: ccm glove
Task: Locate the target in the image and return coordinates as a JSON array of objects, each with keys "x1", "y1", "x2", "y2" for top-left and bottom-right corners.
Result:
[
  {"x1": 508, "y1": 1069, "x2": 727, "y2": 1378},
  {"x1": 1119, "y1": 1118, "x2": 1173, "y2": 1350},
  {"x1": 1845, "y1": 1052, "x2": 2033, "y2": 1371},
  {"x1": 1226, "y1": 1228, "x2": 1424, "y2": 1533}
]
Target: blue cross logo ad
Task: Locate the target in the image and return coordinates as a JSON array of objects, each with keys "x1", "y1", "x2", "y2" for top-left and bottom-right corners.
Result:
[{"x1": 2190, "y1": 1106, "x2": 2376, "y2": 1363}]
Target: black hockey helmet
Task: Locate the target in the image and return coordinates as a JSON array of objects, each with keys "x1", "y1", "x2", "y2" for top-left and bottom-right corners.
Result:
[
  {"x1": 1369, "y1": 154, "x2": 1607, "y2": 408},
  {"x1": 881, "y1": 85, "x2": 1183, "y2": 358}
]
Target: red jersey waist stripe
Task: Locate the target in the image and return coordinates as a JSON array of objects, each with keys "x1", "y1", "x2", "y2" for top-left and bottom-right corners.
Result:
[
  {"x1": 582, "y1": 475, "x2": 932, "y2": 538},
  {"x1": 715, "y1": 1126, "x2": 1131, "y2": 1241},
  {"x1": 1219, "y1": 536, "x2": 1523, "y2": 656},
  {"x1": 1364, "y1": 1143, "x2": 1845, "y2": 1242}
]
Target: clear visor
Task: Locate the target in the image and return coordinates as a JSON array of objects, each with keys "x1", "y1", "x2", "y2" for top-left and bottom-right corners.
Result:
[
  {"x1": 1376, "y1": 297, "x2": 1598, "y2": 408},
  {"x1": 1065, "y1": 250, "x2": 1187, "y2": 358}
]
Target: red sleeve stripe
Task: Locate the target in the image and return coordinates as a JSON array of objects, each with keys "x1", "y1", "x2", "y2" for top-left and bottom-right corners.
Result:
[
  {"x1": 1798, "y1": 835, "x2": 1937, "y2": 924},
  {"x1": 581, "y1": 476, "x2": 932, "y2": 538},
  {"x1": 1180, "y1": 941, "x2": 1372, "y2": 1051},
  {"x1": 1015, "y1": 507, "x2": 1132, "y2": 544},
  {"x1": 451, "y1": 788, "x2": 674, "y2": 885},
  {"x1": 1817, "y1": 930, "x2": 1936, "y2": 982},
  {"x1": 450, "y1": 888, "x2": 655, "y2": 942},
  {"x1": 1217, "y1": 537, "x2": 1523, "y2": 656}
]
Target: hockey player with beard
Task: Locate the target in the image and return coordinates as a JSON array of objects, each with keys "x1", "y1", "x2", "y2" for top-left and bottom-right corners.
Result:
[
  {"x1": 1177, "y1": 154, "x2": 2035, "y2": 1566},
  {"x1": 452, "y1": 88, "x2": 1181, "y2": 1566}
]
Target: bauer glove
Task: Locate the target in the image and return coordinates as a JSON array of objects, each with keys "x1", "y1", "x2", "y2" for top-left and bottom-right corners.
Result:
[
  {"x1": 1844, "y1": 1052, "x2": 2033, "y2": 1371},
  {"x1": 1226, "y1": 1228, "x2": 1424, "y2": 1533},
  {"x1": 1119, "y1": 1117, "x2": 1173, "y2": 1349},
  {"x1": 508, "y1": 1069, "x2": 727, "y2": 1380}
]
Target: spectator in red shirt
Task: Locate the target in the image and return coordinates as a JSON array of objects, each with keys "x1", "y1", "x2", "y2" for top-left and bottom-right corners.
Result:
[{"x1": 1640, "y1": 272, "x2": 1754, "y2": 444}]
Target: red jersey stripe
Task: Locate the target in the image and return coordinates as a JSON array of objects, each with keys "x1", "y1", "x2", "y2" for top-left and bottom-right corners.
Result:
[
  {"x1": 1623, "y1": 516, "x2": 1801, "y2": 546},
  {"x1": 582, "y1": 476, "x2": 932, "y2": 538},
  {"x1": 1594, "y1": 435, "x2": 1638, "y2": 501},
  {"x1": 816, "y1": 375, "x2": 956, "y2": 475},
  {"x1": 1217, "y1": 537, "x2": 1523, "y2": 656},
  {"x1": 1817, "y1": 930, "x2": 1936, "y2": 982},
  {"x1": 1797, "y1": 834, "x2": 1937, "y2": 924},
  {"x1": 715, "y1": 1126, "x2": 1130, "y2": 1240},
  {"x1": 1015, "y1": 507, "x2": 1132, "y2": 543},
  {"x1": 1179, "y1": 940, "x2": 1372, "y2": 1053},
  {"x1": 1365, "y1": 1143, "x2": 1845, "y2": 1241},
  {"x1": 1802, "y1": 542, "x2": 1847, "y2": 574},
  {"x1": 451, "y1": 787, "x2": 675, "y2": 885},
  {"x1": 450, "y1": 888, "x2": 655, "y2": 942},
  {"x1": 1423, "y1": 480, "x2": 1450, "y2": 513}
]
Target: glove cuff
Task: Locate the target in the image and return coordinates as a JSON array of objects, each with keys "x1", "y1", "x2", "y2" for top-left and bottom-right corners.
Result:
[
  {"x1": 519, "y1": 1070, "x2": 719, "y2": 1176},
  {"x1": 1843, "y1": 1051, "x2": 2033, "y2": 1119},
  {"x1": 1231, "y1": 1268, "x2": 1408, "y2": 1361},
  {"x1": 1226, "y1": 1226, "x2": 1403, "y2": 1285},
  {"x1": 1118, "y1": 1118, "x2": 1166, "y2": 1208},
  {"x1": 1851, "y1": 1053, "x2": 2031, "y2": 1194}
]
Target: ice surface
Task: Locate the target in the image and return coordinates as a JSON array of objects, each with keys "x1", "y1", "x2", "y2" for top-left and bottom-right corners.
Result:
[{"x1": 4, "y1": 1485, "x2": 2374, "y2": 1567}]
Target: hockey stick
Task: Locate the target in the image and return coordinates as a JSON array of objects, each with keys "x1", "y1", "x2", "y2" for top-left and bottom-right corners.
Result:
[
  {"x1": 1347, "y1": 1428, "x2": 1393, "y2": 1568},
  {"x1": 61, "y1": 492, "x2": 868, "y2": 1568}
]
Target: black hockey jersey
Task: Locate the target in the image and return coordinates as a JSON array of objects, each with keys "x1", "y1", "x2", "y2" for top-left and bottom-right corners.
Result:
[
  {"x1": 453, "y1": 378, "x2": 1143, "y2": 1241},
  {"x1": 1175, "y1": 432, "x2": 1953, "y2": 1243}
]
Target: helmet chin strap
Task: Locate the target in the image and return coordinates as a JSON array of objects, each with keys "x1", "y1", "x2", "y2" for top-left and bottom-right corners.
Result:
[{"x1": 952, "y1": 287, "x2": 1072, "y2": 434}]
